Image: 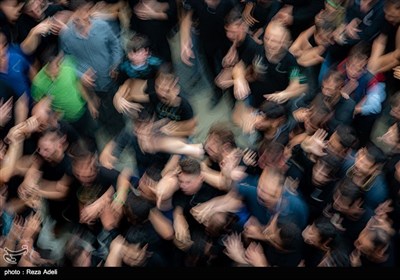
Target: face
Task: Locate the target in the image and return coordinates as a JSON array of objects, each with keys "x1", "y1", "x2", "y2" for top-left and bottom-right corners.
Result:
[
  {"x1": 384, "y1": 3, "x2": 400, "y2": 26},
  {"x1": 257, "y1": 170, "x2": 283, "y2": 209},
  {"x1": 32, "y1": 99, "x2": 54, "y2": 132},
  {"x1": 354, "y1": 228, "x2": 378, "y2": 257},
  {"x1": 346, "y1": 57, "x2": 367, "y2": 80},
  {"x1": 204, "y1": 134, "x2": 222, "y2": 162},
  {"x1": 24, "y1": 0, "x2": 43, "y2": 20},
  {"x1": 225, "y1": 21, "x2": 246, "y2": 43},
  {"x1": 46, "y1": 54, "x2": 64, "y2": 78},
  {"x1": 322, "y1": 78, "x2": 341, "y2": 99},
  {"x1": 0, "y1": 0, "x2": 24, "y2": 23},
  {"x1": 72, "y1": 156, "x2": 98, "y2": 186},
  {"x1": 263, "y1": 24, "x2": 290, "y2": 58},
  {"x1": 312, "y1": 160, "x2": 334, "y2": 186},
  {"x1": 178, "y1": 172, "x2": 202, "y2": 195},
  {"x1": 72, "y1": 4, "x2": 92, "y2": 30},
  {"x1": 128, "y1": 48, "x2": 149, "y2": 66},
  {"x1": 332, "y1": 189, "x2": 353, "y2": 214},
  {"x1": 37, "y1": 134, "x2": 63, "y2": 162},
  {"x1": 155, "y1": 74, "x2": 179, "y2": 105},
  {"x1": 353, "y1": 148, "x2": 376, "y2": 178},
  {"x1": 327, "y1": 132, "x2": 346, "y2": 158},
  {"x1": 302, "y1": 223, "x2": 322, "y2": 247}
]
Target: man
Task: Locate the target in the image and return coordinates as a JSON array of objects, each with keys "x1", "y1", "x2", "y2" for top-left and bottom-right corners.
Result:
[
  {"x1": 231, "y1": 21, "x2": 307, "y2": 109},
  {"x1": 59, "y1": 0, "x2": 124, "y2": 137}
]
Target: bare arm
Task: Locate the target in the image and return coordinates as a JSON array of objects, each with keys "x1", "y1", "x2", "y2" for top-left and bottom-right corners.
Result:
[{"x1": 368, "y1": 32, "x2": 400, "y2": 74}]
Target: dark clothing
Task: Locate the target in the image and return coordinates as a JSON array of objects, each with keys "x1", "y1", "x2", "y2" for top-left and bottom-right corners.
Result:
[
  {"x1": 128, "y1": 0, "x2": 177, "y2": 62},
  {"x1": 39, "y1": 154, "x2": 73, "y2": 224},
  {"x1": 112, "y1": 126, "x2": 170, "y2": 177},
  {"x1": 69, "y1": 166, "x2": 120, "y2": 206},
  {"x1": 248, "y1": 49, "x2": 305, "y2": 108},
  {"x1": 145, "y1": 79, "x2": 194, "y2": 121}
]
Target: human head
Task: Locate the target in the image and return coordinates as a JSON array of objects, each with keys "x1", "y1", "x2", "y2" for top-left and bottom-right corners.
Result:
[
  {"x1": 224, "y1": 9, "x2": 248, "y2": 44},
  {"x1": 255, "y1": 101, "x2": 287, "y2": 132},
  {"x1": 302, "y1": 215, "x2": 338, "y2": 249},
  {"x1": 345, "y1": 42, "x2": 371, "y2": 80},
  {"x1": 267, "y1": 216, "x2": 303, "y2": 252},
  {"x1": 71, "y1": 0, "x2": 93, "y2": 31},
  {"x1": 31, "y1": 96, "x2": 58, "y2": 132},
  {"x1": 327, "y1": 125, "x2": 357, "y2": 159},
  {"x1": 204, "y1": 122, "x2": 236, "y2": 163},
  {"x1": 379, "y1": 122, "x2": 400, "y2": 153},
  {"x1": 154, "y1": 63, "x2": 180, "y2": 105},
  {"x1": 321, "y1": 70, "x2": 345, "y2": 103},
  {"x1": 332, "y1": 177, "x2": 364, "y2": 217},
  {"x1": 178, "y1": 158, "x2": 203, "y2": 196},
  {"x1": 384, "y1": 0, "x2": 400, "y2": 26},
  {"x1": 304, "y1": 100, "x2": 332, "y2": 135},
  {"x1": 354, "y1": 221, "x2": 392, "y2": 263},
  {"x1": 69, "y1": 139, "x2": 98, "y2": 187},
  {"x1": 37, "y1": 128, "x2": 67, "y2": 163},
  {"x1": 257, "y1": 168, "x2": 284, "y2": 209},
  {"x1": 124, "y1": 191, "x2": 153, "y2": 225},
  {"x1": 353, "y1": 143, "x2": 386, "y2": 179},
  {"x1": 0, "y1": 0, "x2": 24, "y2": 23},
  {"x1": 126, "y1": 35, "x2": 150, "y2": 66},
  {"x1": 23, "y1": 0, "x2": 44, "y2": 20},
  {"x1": 312, "y1": 152, "x2": 342, "y2": 186},
  {"x1": 45, "y1": 52, "x2": 64, "y2": 79},
  {"x1": 263, "y1": 21, "x2": 291, "y2": 59}
]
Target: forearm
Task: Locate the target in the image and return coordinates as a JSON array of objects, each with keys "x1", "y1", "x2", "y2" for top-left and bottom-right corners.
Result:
[
  {"x1": 20, "y1": 31, "x2": 41, "y2": 56},
  {"x1": 0, "y1": 142, "x2": 23, "y2": 183},
  {"x1": 281, "y1": 80, "x2": 307, "y2": 99}
]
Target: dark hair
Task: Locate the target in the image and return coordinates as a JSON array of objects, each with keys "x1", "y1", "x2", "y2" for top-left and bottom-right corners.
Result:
[
  {"x1": 126, "y1": 34, "x2": 150, "y2": 53},
  {"x1": 224, "y1": 7, "x2": 242, "y2": 26},
  {"x1": 335, "y1": 124, "x2": 357, "y2": 149},
  {"x1": 277, "y1": 219, "x2": 303, "y2": 251},
  {"x1": 319, "y1": 152, "x2": 342, "y2": 176},
  {"x1": 260, "y1": 101, "x2": 287, "y2": 120},
  {"x1": 68, "y1": 138, "x2": 97, "y2": 161},
  {"x1": 143, "y1": 165, "x2": 162, "y2": 182},
  {"x1": 155, "y1": 62, "x2": 175, "y2": 79},
  {"x1": 385, "y1": 0, "x2": 400, "y2": 9},
  {"x1": 314, "y1": 216, "x2": 338, "y2": 246},
  {"x1": 370, "y1": 226, "x2": 391, "y2": 250},
  {"x1": 208, "y1": 122, "x2": 237, "y2": 149},
  {"x1": 323, "y1": 70, "x2": 345, "y2": 87},
  {"x1": 365, "y1": 142, "x2": 386, "y2": 165},
  {"x1": 348, "y1": 41, "x2": 371, "y2": 61},
  {"x1": 124, "y1": 191, "x2": 153, "y2": 224},
  {"x1": 179, "y1": 158, "x2": 201, "y2": 175},
  {"x1": 336, "y1": 177, "x2": 364, "y2": 204},
  {"x1": 327, "y1": 248, "x2": 350, "y2": 267}
]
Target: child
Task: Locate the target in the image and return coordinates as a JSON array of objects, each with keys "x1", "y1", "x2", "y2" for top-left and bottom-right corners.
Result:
[{"x1": 118, "y1": 34, "x2": 162, "y2": 83}]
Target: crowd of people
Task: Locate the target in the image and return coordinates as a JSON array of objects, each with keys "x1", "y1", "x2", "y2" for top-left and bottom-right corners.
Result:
[{"x1": 1, "y1": 0, "x2": 400, "y2": 267}]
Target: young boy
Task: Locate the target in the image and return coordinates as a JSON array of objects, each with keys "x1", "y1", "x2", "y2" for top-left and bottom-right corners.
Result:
[{"x1": 118, "y1": 34, "x2": 162, "y2": 83}]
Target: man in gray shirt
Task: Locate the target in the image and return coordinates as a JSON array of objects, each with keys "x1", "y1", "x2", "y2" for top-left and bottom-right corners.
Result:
[{"x1": 59, "y1": 0, "x2": 124, "y2": 138}]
